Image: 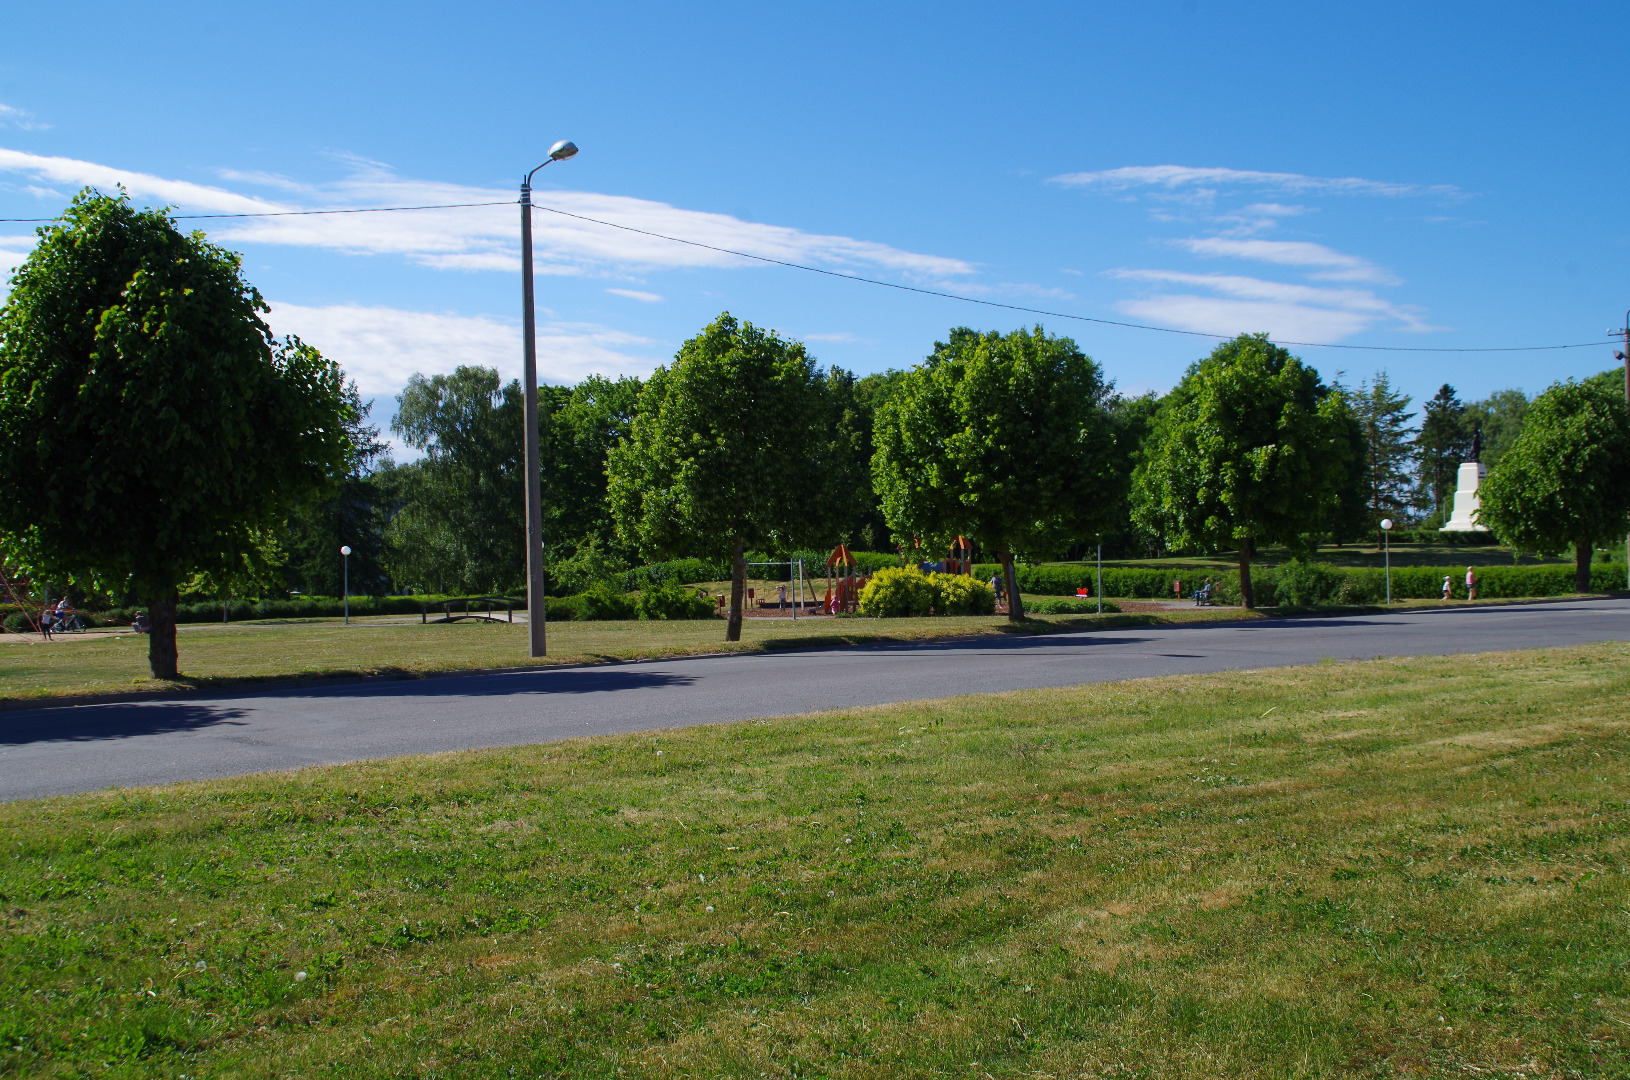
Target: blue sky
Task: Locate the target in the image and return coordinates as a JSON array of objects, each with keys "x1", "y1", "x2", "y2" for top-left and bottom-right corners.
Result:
[{"x1": 2, "y1": 1, "x2": 1626, "y2": 441}]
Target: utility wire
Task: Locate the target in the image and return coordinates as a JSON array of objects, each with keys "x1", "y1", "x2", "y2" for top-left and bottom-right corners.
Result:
[
  {"x1": 1, "y1": 197, "x2": 1614, "y2": 354},
  {"x1": 0, "y1": 200, "x2": 512, "y2": 223}
]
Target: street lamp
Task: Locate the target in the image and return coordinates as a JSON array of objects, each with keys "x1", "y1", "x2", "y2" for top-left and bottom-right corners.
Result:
[
  {"x1": 1379, "y1": 520, "x2": 1393, "y2": 605},
  {"x1": 520, "y1": 139, "x2": 579, "y2": 658},
  {"x1": 1095, "y1": 533, "x2": 1103, "y2": 615},
  {"x1": 340, "y1": 545, "x2": 352, "y2": 624}
]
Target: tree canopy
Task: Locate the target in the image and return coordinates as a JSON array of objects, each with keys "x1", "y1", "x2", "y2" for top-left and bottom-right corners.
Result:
[
  {"x1": 1478, "y1": 378, "x2": 1630, "y2": 592},
  {"x1": 870, "y1": 325, "x2": 1116, "y2": 619},
  {"x1": 383, "y1": 366, "x2": 526, "y2": 595},
  {"x1": 607, "y1": 313, "x2": 831, "y2": 640},
  {"x1": 1131, "y1": 334, "x2": 1361, "y2": 608},
  {"x1": 1416, "y1": 383, "x2": 1470, "y2": 520},
  {"x1": 0, "y1": 191, "x2": 354, "y2": 676},
  {"x1": 1346, "y1": 371, "x2": 1415, "y2": 536}
]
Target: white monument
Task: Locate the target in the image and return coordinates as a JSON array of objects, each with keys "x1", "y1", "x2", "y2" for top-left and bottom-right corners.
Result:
[{"x1": 1440, "y1": 429, "x2": 1488, "y2": 533}]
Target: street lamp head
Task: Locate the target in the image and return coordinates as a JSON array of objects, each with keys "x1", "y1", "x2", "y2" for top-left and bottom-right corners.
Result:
[
  {"x1": 1380, "y1": 519, "x2": 1393, "y2": 531},
  {"x1": 548, "y1": 140, "x2": 578, "y2": 161},
  {"x1": 340, "y1": 545, "x2": 352, "y2": 556}
]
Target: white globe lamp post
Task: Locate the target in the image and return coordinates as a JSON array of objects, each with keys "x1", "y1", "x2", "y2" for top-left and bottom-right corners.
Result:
[
  {"x1": 340, "y1": 545, "x2": 352, "y2": 625},
  {"x1": 1379, "y1": 520, "x2": 1393, "y2": 605}
]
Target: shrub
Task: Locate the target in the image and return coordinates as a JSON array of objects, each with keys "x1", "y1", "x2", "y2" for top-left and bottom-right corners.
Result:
[
  {"x1": 622, "y1": 558, "x2": 728, "y2": 591},
  {"x1": 549, "y1": 538, "x2": 629, "y2": 596},
  {"x1": 857, "y1": 568, "x2": 997, "y2": 617},
  {"x1": 858, "y1": 567, "x2": 938, "y2": 617},
  {"x1": 933, "y1": 573, "x2": 997, "y2": 615},
  {"x1": 636, "y1": 580, "x2": 716, "y2": 620}
]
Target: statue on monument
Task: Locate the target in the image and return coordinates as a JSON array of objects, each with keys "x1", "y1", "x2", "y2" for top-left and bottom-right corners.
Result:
[{"x1": 1469, "y1": 425, "x2": 1482, "y2": 464}]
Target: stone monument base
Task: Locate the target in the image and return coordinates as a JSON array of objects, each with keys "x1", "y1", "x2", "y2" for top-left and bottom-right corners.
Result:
[{"x1": 1441, "y1": 460, "x2": 1489, "y2": 533}]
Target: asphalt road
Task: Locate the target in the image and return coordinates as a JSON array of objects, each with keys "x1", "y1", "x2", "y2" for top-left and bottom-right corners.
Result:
[{"x1": 3, "y1": 599, "x2": 1628, "y2": 802}]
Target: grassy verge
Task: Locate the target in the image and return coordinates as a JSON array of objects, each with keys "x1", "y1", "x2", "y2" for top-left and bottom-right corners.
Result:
[
  {"x1": 5, "y1": 644, "x2": 1629, "y2": 1077},
  {"x1": 0, "y1": 607, "x2": 1251, "y2": 702}
]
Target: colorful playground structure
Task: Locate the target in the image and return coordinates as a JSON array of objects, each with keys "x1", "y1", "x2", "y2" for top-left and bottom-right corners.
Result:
[{"x1": 823, "y1": 544, "x2": 864, "y2": 614}]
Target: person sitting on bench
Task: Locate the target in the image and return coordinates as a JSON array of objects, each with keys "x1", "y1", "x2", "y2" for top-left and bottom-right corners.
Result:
[{"x1": 1192, "y1": 578, "x2": 1214, "y2": 606}]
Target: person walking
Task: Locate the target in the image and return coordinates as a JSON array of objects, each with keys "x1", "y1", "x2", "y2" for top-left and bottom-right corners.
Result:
[
  {"x1": 1465, "y1": 566, "x2": 1477, "y2": 602},
  {"x1": 1441, "y1": 574, "x2": 1453, "y2": 602}
]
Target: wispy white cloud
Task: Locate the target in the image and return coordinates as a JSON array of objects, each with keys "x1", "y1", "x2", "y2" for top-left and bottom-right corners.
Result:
[
  {"x1": 0, "y1": 105, "x2": 49, "y2": 132},
  {"x1": 0, "y1": 233, "x2": 33, "y2": 281},
  {"x1": 1049, "y1": 165, "x2": 1459, "y2": 199},
  {"x1": 1173, "y1": 237, "x2": 1399, "y2": 285},
  {"x1": 604, "y1": 287, "x2": 663, "y2": 303},
  {"x1": 1109, "y1": 269, "x2": 1434, "y2": 342},
  {"x1": 0, "y1": 147, "x2": 973, "y2": 281},
  {"x1": 801, "y1": 331, "x2": 862, "y2": 343},
  {"x1": 266, "y1": 302, "x2": 666, "y2": 400},
  {"x1": 0, "y1": 148, "x2": 278, "y2": 212}
]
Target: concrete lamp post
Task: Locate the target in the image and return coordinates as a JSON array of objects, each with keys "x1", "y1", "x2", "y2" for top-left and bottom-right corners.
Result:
[
  {"x1": 340, "y1": 545, "x2": 352, "y2": 624},
  {"x1": 520, "y1": 139, "x2": 579, "y2": 658},
  {"x1": 1379, "y1": 520, "x2": 1393, "y2": 605}
]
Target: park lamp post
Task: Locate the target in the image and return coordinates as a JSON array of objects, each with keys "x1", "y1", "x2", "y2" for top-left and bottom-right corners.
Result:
[
  {"x1": 340, "y1": 545, "x2": 351, "y2": 624},
  {"x1": 1379, "y1": 520, "x2": 1393, "y2": 605},
  {"x1": 520, "y1": 139, "x2": 579, "y2": 658}
]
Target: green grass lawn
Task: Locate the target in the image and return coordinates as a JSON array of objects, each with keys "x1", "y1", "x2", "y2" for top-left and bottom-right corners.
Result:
[
  {"x1": 0, "y1": 607, "x2": 1250, "y2": 702},
  {"x1": 4, "y1": 644, "x2": 1627, "y2": 1078}
]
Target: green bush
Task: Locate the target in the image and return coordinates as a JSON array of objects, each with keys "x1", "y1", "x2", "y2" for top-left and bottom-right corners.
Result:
[
  {"x1": 636, "y1": 580, "x2": 716, "y2": 620},
  {"x1": 934, "y1": 573, "x2": 997, "y2": 615},
  {"x1": 622, "y1": 558, "x2": 728, "y2": 591},
  {"x1": 858, "y1": 567, "x2": 939, "y2": 617},
  {"x1": 549, "y1": 538, "x2": 629, "y2": 596},
  {"x1": 857, "y1": 568, "x2": 997, "y2": 617},
  {"x1": 549, "y1": 584, "x2": 637, "y2": 621}
]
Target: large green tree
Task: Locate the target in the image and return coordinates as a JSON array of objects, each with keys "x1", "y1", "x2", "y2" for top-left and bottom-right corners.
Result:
[
  {"x1": 1478, "y1": 378, "x2": 1630, "y2": 593},
  {"x1": 540, "y1": 374, "x2": 643, "y2": 559},
  {"x1": 0, "y1": 191, "x2": 354, "y2": 676},
  {"x1": 1415, "y1": 383, "x2": 1470, "y2": 520},
  {"x1": 870, "y1": 326, "x2": 1116, "y2": 620},
  {"x1": 607, "y1": 313, "x2": 832, "y2": 641},
  {"x1": 1462, "y1": 387, "x2": 1530, "y2": 471},
  {"x1": 1132, "y1": 334, "x2": 1361, "y2": 608},
  {"x1": 280, "y1": 381, "x2": 392, "y2": 598},
  {"x1": 383, "y1": 366, "x2": 525, "y2": 595},
  {"x1": 1347, "y1": 371, "x2": 1416, "y2": 540}
]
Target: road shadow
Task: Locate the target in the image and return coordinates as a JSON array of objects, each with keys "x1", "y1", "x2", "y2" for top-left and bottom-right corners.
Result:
[
  {"x1": 0, "y1": 668, "x2": 701, "y2": 725},
  {"x1": 0, "y1": 703, "x2": 253, "y2": 746}
]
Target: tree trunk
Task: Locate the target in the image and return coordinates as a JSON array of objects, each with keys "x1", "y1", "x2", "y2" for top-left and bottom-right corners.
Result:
[
  {"x1": 726, "y1": 537, "x2": 745, "y2": 642},
  {"x1": 1576, "y1": 542, "x2": 1593, "y2": 594},
  {"x1": 1238, "y1": 537, "x2": 1256, "y2": 610},
  {"x1": 148, "y1": 589, "x2": 180, "y2": 680},
  {"x1": 1001, "y1": 550, "x2": 1025, "y2": 621}
]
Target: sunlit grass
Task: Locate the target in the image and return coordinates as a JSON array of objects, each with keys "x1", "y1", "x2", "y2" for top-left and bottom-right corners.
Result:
[{"x1": 3, "y1": 643, "x2": 1627, "y2": 1077}]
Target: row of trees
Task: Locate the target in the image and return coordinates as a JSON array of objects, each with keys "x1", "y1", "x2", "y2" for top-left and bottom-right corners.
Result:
[{"x1": 4, "y1": 191, "x2": 1627, "y2": 670}]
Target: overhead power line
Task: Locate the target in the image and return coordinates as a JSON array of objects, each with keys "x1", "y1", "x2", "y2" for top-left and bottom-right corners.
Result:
[{"x1": 0, "y1": 197, "x2": 1613, "y2": 354}]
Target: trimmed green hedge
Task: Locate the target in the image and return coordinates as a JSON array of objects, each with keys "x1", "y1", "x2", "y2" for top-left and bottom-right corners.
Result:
[{"x1": 974, "y1": 561, "x2": 1628, "y2": 605}]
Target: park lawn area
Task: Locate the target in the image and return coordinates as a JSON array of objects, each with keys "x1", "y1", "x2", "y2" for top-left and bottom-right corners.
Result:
[
  {"x1": 3, "y1": 645, "x2": 1628, "y2": 1078},
  {"x1": 0, "y1": 607, "x2": 1252, "y2": 702}
]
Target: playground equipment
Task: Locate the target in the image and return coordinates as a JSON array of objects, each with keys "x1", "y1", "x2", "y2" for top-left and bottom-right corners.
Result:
[
  {"x1": 946, "y1": 535, "x2": 975, "y2": 575},
  {"x1": 745, "y1": 560, "x2": 808, "y2": 619},
  {"x1": 823, "y1": 545, "x2": 864, "y2": 614}
]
